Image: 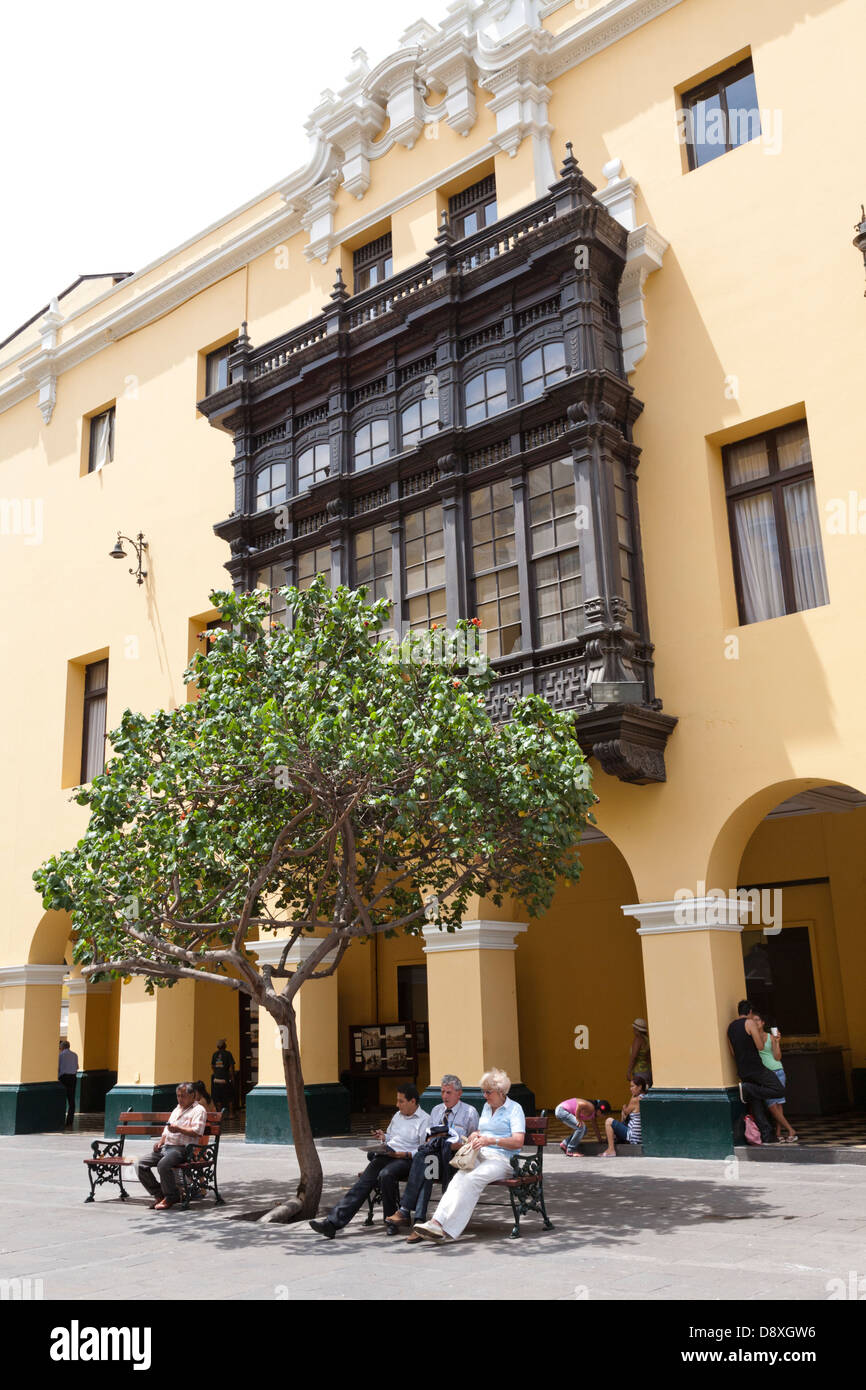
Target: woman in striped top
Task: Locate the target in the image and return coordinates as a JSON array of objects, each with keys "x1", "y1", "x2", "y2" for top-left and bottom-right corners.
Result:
[{"x1": 600, "y1": 1075, "x2": 649, "y2": 1156}]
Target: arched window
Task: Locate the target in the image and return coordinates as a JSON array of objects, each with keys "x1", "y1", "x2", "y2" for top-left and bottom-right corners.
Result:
[
  {"x1": 297, "y1": 443, "x2": 330, "y2": 491},
  {"x1": 464, "y1": 367, "x2": 508, "y2": 426},
  {"x1": 254, "y1": 461, "x2": 288, "y2": 512},
  {"x1": 354, "y1": 419, "x2": 390, "y2": 472},
  {"x1": 401, "y1": 396, "x2": 439, "y2": 450},
  {"x1": 520, "y1": 341, "x2": 567, "y2": 401}
]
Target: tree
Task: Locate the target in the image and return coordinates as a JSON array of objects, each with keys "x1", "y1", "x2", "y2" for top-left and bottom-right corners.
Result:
[{"x1": 35, "y1": 578, "x2": 595, "y2": 1221}]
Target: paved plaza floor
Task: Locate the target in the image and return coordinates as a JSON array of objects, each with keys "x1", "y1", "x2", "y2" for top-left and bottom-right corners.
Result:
[{"x1": 2, "y1": 1131, "x2": 865, "y2": 1301}]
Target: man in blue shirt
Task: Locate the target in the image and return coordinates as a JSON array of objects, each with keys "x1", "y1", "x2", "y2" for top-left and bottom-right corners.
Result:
[{"x1": 385, "y1": 1074, "x2": 478, "y2": 1239}]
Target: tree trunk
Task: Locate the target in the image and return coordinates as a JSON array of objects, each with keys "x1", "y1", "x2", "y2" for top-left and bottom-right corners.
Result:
[{"x1": 258, "y1": 997, "x2": 324, "y2": 1223}]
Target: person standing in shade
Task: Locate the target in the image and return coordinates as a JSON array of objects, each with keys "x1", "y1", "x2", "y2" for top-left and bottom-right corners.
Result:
[
  {"x1": 627, "y1": 1018, "x2": 652, "y2": 1085},
  {"x1": 753, "y1": 1010, "x2": 798, "y2": 1144},
  {"x1": 58, "y1": 1040, "x2": 79, "y2": 1128},
  {"x1": 727, "y1": 1000, "x2": 784, "y2": 1144},
  {"x1": 210, "y1": 1039, "x2": 236, "y2": 1118}
]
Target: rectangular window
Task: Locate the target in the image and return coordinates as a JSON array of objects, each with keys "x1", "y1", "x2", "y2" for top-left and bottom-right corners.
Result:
[
  {"x1": 354, "y1": 525, "x2": 393, "y2": 609},
  {"x1": 353, "y1": 419, "x2": 390, "y2": 472},
  {"x1": 401, "y1": 396, "x2": 440, "y2": 450},
  {"x1": 520, "y1": 341, "x2": 567, "y2": 402},
  {"x1": 81, "y1": 659, "x2": 108, "y2": 783},
  {"x1": 464, "y1": 367, "x2": 508, "y2": 426},
  {"x1": 404, "y1": 504, "x2": 446, "y2": 632},
  {"x1": 296, "y1": 545, "x2": 331, "y2": 591},
  {"x1": 613, "y1": 458, "x2": 634, "y2": 622},
  {"x1": 449, "y1": 175, "x2": 497, "y2": 239},
  {"x1": 297, "y1": 443, "x2": 330, "y2": 491},
  {"x1": 681, "y1": 57, "x2": 761, "y2": 170},
  {"x1": 255, "y1": 566, "x2": 288, "y2": 626},
  {"x1": 205, "y1": 341, "x2": 237, "y2": 394},
  {"x1": 353, "y1": 233, "x2": 393, "y2": 294},
  {"x1": 88, "y1": 406, "x2": 115, "y2": 473},
  {"x1": 741, "y1": 926, "x2": 820, "y2": 1036},
  {"x1": 528, "y1": 458, "x2": 582, "y2": 646},
  {"x1": 724, "y1": 420, "x2": 829, "y2": 624},
  {"x1": 469, "y1": 479, "x2": 521, "y2": 659}
]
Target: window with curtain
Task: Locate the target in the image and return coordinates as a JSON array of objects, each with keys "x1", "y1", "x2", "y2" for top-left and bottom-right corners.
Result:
[
  {"x1": 520, "y1": 342, "x2": 567, "y2": 401},
  {"x1": 354, "y1": 525, "x2": 393, "y2": 612},
  {"x1": 469, "y1": 479, "x2": 521, "y2": 659},
  {"x1": 724, "y1": 420, "x2": 829, "y2": 625},
  {"x1": 81, "y1": 659, "x2": 108, "y2": 783},
  {"x1": 613, "y1": 457, "x2": 635, "y2": 622},
  {"x1": 296, "y1": 545, "x2": 331, "y2": 591},
  {"x1": 528, "y1": 457, "x2": 582, "y2": 646},
  {"x1": 297, "y1": 442, "x2": 330, "y2": 491},
  {"x1": 464, "y1": 368, "x2": 508, "y2": 426},
  {"x1": 353, "y1": 420, "x2": 390, "y2": 472},
  {"x1": 88, "y1": 407, "x2": 115, "y2": 473},
  {"x1": 254, "y1": 462, "x2": 289, "y2": 512},
  {"x1": 403, "y1": 504, "x2": 446, "y2": 632},
  {"x1": 400, "y1": 396, "x2": 440, "y2": 450}
]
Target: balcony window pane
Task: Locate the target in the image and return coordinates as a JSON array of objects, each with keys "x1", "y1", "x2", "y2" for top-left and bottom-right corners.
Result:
[
  {"x1": 776, "y1": 422, "x2": 812, "y2": 471},
  {"x1": 732, "y1": 492, "x2": 785, "y2": 622},
  {"x1": 783, "y1": 480, "x2": 829, "y2": 611},
  {"x1": 727, "y1": 437, "x2": 769, "y2": 485}
]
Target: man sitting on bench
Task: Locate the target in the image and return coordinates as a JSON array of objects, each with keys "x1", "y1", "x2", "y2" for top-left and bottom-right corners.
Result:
[
  {"x1": 136, "y1": 1083, "x2": 207, "y2": 1210},
  {"x1": 385, "y1": 1074, "x2": 479, "y2": 1242},
  {"x1": 309, "y1": 1084, "x2": 429, "y2": 1239}
]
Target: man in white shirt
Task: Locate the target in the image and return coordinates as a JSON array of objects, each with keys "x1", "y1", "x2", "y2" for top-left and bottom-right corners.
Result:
[
  {"x1": 58, "y1": 1041, "x2": 79, "y2": 1127},
  {"x1": 310, "y1": 1084, "x2": 429, "y2": 1239},
  {"x1": 386, "y1": 1074, "x2": 479, "y2": 1237},
  {"x1": 136, "y1": 1083, "x2": 207, "y2": 1210}
]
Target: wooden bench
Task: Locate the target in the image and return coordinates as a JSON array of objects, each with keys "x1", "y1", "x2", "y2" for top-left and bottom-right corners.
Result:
[
  {"x1": 84, "y1": 1109, "x2": 225, "y2": 1209},
  {"x1": 365, "y1": 1113, "x2": 553, "y2": 1239}
]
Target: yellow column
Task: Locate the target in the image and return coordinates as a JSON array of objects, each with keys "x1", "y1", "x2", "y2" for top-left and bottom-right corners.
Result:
[
  {"x1": 622, "y1": 897, "x2": 749, "y2": 1158},
  {"x1": 422, "y1": 920, "x2": 532, "y2": 1112},
  {"x1": 66, "y1": 975, "x2": 118, "y2": 1113},
  {"x1": 0, "y1": 964, "x2": 68, "y2": 1132},
  {"x1": 246, "y1": 936, "x2": 349, "y2": 1142},
  {"x1": 105, "y1": 976, "x2": 198, "y2": 1134}
]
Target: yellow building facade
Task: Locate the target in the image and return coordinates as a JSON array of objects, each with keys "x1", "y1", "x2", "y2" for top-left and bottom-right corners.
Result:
[{"x1": 1, "y1": 0, "x2": 865, "y2": 1156}]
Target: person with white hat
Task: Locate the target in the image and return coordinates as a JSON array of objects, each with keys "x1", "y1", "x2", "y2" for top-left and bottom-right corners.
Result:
[{"x1": 627, "y1": 1018, "x2": 652, "y2": 1085}]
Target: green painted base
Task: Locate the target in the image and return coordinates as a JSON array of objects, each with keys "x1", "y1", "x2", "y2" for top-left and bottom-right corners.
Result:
[
  {"x1": 420, "y1": 1082, "x2": 536, "y2": 1121},
  {"x1": 0, "y1": 1082, "x2": 67, "y2": 1134},
  {"x1": 76, "y1": 1070, "x2": 117, "y2": 1113},
  {"x1": 641, "y1": 1087, "x2": 743, "y2": 1159},
  {"x1": 245, "y1": 1083, "x2": 351, "y2": 1144},
  {"x1": 104, "y1": 1084, "x2": 179, "y2": 1137}
]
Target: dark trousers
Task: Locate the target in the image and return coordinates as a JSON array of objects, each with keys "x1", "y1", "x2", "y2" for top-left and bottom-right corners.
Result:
[
  {"x1": 741, "y1": 1070, "x2": 785, "y2": 1141},
  {"x1": 399, "y1": 1137, "x2": 455, "y2": 1221},
  {"x1": 329, "y1": 1153, "x2": 411, "y2": 1229},
  {"x1": 60, "y1": 1074, "x2": 76, "y2": 1124},
  {"x1": 137, "y1": 1146, "x2": 187, "y2": 1202},
  {"x1": 211, "y1": 1080, "x2": 232, "y2": 1113}
]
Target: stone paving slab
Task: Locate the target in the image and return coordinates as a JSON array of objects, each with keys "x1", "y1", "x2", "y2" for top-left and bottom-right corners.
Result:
[{"x1": 0, "y1": 1131, "x2": 864, "y2": 1301}]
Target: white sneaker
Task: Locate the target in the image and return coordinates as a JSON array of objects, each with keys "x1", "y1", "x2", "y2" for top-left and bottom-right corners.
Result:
[{"x1": 413, "y1": 1220, "x2": 446, "y2": 1242}]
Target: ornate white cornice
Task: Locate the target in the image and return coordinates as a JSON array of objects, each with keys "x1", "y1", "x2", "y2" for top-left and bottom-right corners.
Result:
[
  {"x1": 0, "y1": 964, "x2": 70, "y2": 988},
  {"x1": 251, "y1": 935, "x2": 340, "y2": 966},
  {"x1": 2, "y1": 0, "x2": 684, "y2": 417},
  {"x1": 422, "y1": 919, "x2": 528, "y2": 952},
  {"x1": 623, "y1": 899, "x2": 749, "y2": 935},
  {"x1": 594, "y1": 158, "x2": 668, "y2": 373}
]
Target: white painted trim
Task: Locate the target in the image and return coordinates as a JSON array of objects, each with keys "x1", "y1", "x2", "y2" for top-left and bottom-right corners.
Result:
[
  {"x1": 0, "y1": 964, "x2": 70, "y2": 989},
  {"x1": 422, "y1": 919, "x2": 528, "y2": 952},
  {"x1": 1, "y1": 0, "x2": 685, "y2": 416},
  {"x1": 622, "y1": 898, "x2": 749, "y2": 934},
  {"x1": 66, "y1": 978, "x2": 113, "y2": 996},
  {"x1": 252, "y1": 935, "x2": 340, "y2": 966}
]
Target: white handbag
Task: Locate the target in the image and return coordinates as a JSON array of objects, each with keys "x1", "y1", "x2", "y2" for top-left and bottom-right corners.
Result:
[{"x1": 449, "y1": 1140, "x2": 478, "y2": 1171}]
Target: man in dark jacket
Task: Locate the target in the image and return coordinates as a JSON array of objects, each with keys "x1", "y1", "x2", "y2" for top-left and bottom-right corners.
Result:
[{"x1": 727, "y1": 1000, "x2": 784, "y2": 1143}]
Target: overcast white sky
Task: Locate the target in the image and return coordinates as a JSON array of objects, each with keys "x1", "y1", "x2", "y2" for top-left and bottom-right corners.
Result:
[{"x1": 1, "y1": 0, "x2": 454, "y2": 343}]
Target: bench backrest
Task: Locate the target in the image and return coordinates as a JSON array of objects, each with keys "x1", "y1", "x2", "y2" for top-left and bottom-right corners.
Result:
[{"x1": 526, "y1": 1114, "x2": 548, "y2": 1147}]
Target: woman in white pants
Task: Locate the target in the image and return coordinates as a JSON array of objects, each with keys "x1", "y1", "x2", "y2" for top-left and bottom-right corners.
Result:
[{"x1": 414, "y1": 1068, "x2": 525, "y2": 1242}]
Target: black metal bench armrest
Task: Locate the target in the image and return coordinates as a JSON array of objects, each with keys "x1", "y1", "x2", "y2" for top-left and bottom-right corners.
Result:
[{"x1": 91, "y1": 1138, "x2": 124, "y2": 1159}]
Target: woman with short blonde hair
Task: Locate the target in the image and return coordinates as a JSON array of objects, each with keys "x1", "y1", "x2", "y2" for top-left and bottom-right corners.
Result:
[{"x1": 414, "y1": 1067, "x2": 525, "y2": 1244}]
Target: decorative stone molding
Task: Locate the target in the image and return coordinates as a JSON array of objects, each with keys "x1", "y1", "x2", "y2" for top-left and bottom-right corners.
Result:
[
  {"x1": 422, "y1": 919, "x2": 528, "y2": 952},
  {"x1": 2, "y1": 0, "x2": 685, "y2": 419},
  {"x1": 252, "y1": 935, "x2": 340, "y2": 966},
  {"x1": 622, "y1": 898, "x2": 749, "y2": 934},
  {"x1": 576, "y1": 704, "x2": 677, "y2": 784},
  {"x1": 0, "y1": 964, "x2": 70, "y2": 989},
  {"x1": 66, "y1": 978, "x2": 113, "y2": 995},
  {"x1": 594, "y1": 159, "x2": 668, "y2": 373}
]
